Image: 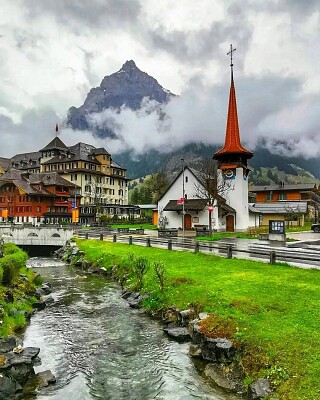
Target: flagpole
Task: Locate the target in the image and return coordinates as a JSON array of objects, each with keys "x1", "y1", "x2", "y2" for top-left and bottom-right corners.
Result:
[{"x1": 181, "y1": 158, "x2": 185, "y2": 240}]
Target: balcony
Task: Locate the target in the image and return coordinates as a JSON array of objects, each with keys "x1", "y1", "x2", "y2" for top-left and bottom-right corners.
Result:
[
  {"x1": 55, "y1": 191, "x2": 70, "y2": 196},
  {"x1": 54, "y1": 201, "x2": 69, "y2": 207}
]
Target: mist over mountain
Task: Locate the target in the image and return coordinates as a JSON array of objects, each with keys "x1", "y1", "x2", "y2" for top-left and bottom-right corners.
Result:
[{"x1": 65, "y1": 60, "x2": 320, "y2": 183}]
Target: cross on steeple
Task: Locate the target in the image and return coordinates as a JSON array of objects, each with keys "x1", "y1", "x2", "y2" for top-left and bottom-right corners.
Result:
[{"x1": 227, "y1": 44, "x2": 236, "y2": 80}]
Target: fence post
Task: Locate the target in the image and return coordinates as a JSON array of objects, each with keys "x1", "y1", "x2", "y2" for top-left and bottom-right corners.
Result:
[
  {"x1": 194, "y1": 242, "x2": 200, "y2": 253},
  {"x1": 99, "y1": 233, "x2": 103, "y2": 241},
  {"x1": 146, "y1": 237, "x2": 151, "y2": 247},
  {"x1": 129, "y1": 236, "x2": 133, "y2": 245},
  {"x1": 85, "y1": 232, "x2": 89, "y2": 240},
  {"x1": 168, "y1": 239, "x2": 172, "y2": 250},
  {"x1": 113, "y1": 234, "x2": 117, "y2": 243},
  {"x1": 270, "y1": 251, "x2": 276, "y2": 264},
  {"x1": 226, "y1": 244, "x2": 233, "y2": 259}
]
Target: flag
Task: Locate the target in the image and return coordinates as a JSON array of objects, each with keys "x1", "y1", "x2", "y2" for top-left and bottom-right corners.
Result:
[{"x1": 177, "y1": 197, "x2": 186, "y2": 205}]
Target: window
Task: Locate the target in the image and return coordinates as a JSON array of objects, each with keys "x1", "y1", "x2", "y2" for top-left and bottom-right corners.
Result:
[
  {"x1": 279, "y1": 193, "x2": 287, "y2": 201},
  {"x1": 185, "y1": 176, "x2": 188, "y2": 183}
]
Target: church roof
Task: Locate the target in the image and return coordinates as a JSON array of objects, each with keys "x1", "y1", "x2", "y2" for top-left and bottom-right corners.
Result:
[{"x1": 214, "y1": 74, "x2": 253, "y2": 159}]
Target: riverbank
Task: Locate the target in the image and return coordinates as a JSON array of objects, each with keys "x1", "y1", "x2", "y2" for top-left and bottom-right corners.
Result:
[
  {"x1": 68, "y1": 238, "x2": 320, "y2": 400},
  {"x1": 0, "y1": 243, "x2": 56, "y2": 399}
]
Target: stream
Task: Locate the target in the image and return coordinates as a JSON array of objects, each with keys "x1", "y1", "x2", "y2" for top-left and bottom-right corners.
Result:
[{"x1": 23, "y1": 257, "x2": 241, "y2": 400}]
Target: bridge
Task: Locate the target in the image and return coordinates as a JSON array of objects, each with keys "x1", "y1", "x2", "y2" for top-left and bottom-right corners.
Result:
[{"x1": 0, "y1": 225, "x2": 74, "y2": 255}]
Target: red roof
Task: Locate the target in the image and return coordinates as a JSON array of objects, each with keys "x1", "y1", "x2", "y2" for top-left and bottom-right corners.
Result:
[{"x1": 215, "y1": 77, "x2": 253, "y2": 158}]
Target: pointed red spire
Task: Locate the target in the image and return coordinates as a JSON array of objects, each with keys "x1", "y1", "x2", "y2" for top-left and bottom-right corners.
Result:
[
  {"x1": 215, "y1": 44, "x2": 253, "y2": 162},
  {"x1": 215, "y1": 74, "x2": 252, "y2": 158}
]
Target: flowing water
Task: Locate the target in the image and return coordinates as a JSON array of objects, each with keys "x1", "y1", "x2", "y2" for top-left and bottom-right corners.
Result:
[{"x1": 23, "y1": 258, "x2": 241, "y2": 400}]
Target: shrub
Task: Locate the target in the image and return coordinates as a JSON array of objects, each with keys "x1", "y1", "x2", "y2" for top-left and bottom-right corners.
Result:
[
  {"x1": 154, "y1": 261, "x2": 166, "y2": 291},
  {"x1": 133, "y1": 256, "x2": 150, "y2": 291}
]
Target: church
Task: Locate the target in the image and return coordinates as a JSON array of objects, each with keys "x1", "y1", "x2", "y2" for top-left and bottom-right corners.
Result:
[{"x1": 157, "y1": 46, "x2": 254, "y2": 233}]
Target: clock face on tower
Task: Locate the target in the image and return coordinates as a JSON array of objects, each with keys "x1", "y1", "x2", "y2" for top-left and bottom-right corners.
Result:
[{"x1": 223, "y1": 169, "x2": 234, "y2": 179}]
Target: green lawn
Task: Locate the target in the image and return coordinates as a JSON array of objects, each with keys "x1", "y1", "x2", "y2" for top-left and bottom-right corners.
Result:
[
  {"x1": 76, "y1": 239, "x2": 320, "y2": 400},
  {"x1": 111, "y1": 224, "x2": 157, "y2": 230},
  {"x1": 197, "y1": 232, "x2": 258, "y2": 241}
]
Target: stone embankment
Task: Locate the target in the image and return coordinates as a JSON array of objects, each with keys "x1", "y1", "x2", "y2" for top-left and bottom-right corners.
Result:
[
  {"x1": 0, "y1": 282, "x2": 56, "y2": 400},
  {"x1": 56, "y1": 242, "x2": 274, "y2": 400}
]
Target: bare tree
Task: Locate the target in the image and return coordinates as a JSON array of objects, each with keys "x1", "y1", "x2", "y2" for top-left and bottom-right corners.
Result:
[{"x1": 193, "y1": 159, "x2": 232, "y2": 235}]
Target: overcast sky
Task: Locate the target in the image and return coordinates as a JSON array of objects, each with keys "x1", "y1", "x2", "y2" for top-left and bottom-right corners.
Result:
[{"x1": 1, "y1": 0, "x2": 320, "y2": 158}]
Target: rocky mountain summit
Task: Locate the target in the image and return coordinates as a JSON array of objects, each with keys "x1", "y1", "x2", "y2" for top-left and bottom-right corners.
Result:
[{"x1": 67, "y1": 60, "x2": 174, "y2": 136}]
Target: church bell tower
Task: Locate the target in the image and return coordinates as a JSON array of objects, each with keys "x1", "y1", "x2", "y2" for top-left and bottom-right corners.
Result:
[{"x1": 214, "y1": 44, "x2": 253, "y2": 231}]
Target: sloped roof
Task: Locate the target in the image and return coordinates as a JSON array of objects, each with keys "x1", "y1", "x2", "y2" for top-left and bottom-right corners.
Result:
[
  {"x1": 249, "y1": 201, "x2": 307, "y2": 214},
  {"x1": 0, "y1": 169, "x2": 78, "y2": 196},
  {"x1": 164, "y1": 198, "x2": 235, "y2": 213},
  {"x1": 0, "y1": 157, "x2": 11, "y2": 171},
  {"x1": 39, "y1": 137, "x2": 68, "y2": 151},
  {"x1": 250, "y1": 183, "x2": 317, "y2": 192},
  {"x1": 11, "y1": 151, "x2": 41, "y2": 168}
]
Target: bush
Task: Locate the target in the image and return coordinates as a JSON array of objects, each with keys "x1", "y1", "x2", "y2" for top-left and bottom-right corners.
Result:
[
  {"x1": 154, "y1": 261, "x2": 166, "y2": 291},
  {"x1": 133, "y1": 256, "x2": 150, "y2": 291}
]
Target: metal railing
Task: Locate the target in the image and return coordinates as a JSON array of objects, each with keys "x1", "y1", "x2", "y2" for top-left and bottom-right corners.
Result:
[{"x1": 73, "y1": 230, "x2": 320, "y2": 268}]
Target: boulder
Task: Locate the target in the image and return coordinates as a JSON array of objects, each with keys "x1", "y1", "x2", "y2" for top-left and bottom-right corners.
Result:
[
  {"x1": 248, "y1": 379, "x2": 273, "y2": 399},
  {"x1": 177, "y1": 309, "x2": 196, "y2": 327},
  {"x1": 40, "y1": 283, "x2": 51, "y2": 295},
  {"x1": 32, "y1": 301, "x2": 46, "y2": 311},
  {"x1": 35, "y1": 370, "x2": 56, "y2": 388},
  {"x1": 189, "y1": 343, "x2": 202, "y2": 358},
  {"x1": 0, "y1": 374, "x2": 22, "y2": 400},
  {"x1": 204, "y1": 364, "x2": 238, "y2": 392},
  {"x1": 0, "y1": 337, "x2": 19, "y2": 354},
  {"x1": 162, "y1": 307, "x2": 180, "y2": 326},
  {"x1": 163, "y1": 327, "x2": 190, "y2": 342}
]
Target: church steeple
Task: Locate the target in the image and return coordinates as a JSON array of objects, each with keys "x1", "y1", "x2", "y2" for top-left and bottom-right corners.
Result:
[{"x1": 214, "y1": 44, "x2": 253, "y2": 165}]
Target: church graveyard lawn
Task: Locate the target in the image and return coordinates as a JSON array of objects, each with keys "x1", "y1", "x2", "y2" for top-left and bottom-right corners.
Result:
[{"x1": 76, "y1": 239, "x2": 320, "y2": 400}]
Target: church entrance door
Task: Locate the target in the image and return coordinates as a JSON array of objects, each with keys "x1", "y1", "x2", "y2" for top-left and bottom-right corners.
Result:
[
  {"x1": 184, "y1": 214, "x2": 192, "y2": 230},
  {"x1": 226, "y1": 215, "x2": 234, "y2": 232}
]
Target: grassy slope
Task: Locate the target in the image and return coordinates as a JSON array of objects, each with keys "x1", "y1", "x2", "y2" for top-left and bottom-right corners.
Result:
[
  {"x1": 0, "y1": 243, "x2": 39, "y2": 337},
  {"x1": 76, "y1": 239, "x2": 320, "y2": 400}
]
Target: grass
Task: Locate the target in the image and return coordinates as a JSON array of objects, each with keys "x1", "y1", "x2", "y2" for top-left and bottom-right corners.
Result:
[
  {"x1": 76, "y1": 238, "x2": 320, "y2": 400},
  {"x1": 197, "y1": 232, "x2": 258, "y2": 241},
  {"x1": 111, "y1": 224, "x2": 157, "y2": 230},
  {"x1": 285, "y1": 222, "x2": 312, "y2": 232},
  {"x1": 0, "y1": 244, "x2": 39, "y2": 337}
]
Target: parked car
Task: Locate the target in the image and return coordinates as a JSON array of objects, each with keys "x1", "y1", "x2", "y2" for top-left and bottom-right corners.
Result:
[{"x1": 311, "y1": 223, "x2": 320, "y2": 232}]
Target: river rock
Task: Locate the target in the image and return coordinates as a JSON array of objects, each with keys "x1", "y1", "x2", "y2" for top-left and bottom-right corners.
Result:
[
  {"x1": 204, "y1": 363, "x2": 238, "y2": 392},
  {"x1": 0, "y1": 374, "x2": 22, "y2": 400},
  {"x1": 189, "y1": 343, "x2": 202, "y2": 358},
  {"x1": 121, "y1": 290, "x2": 133, "y2": 299},
  {"x1": 248, "y1": 379, "x2": 273, "y2": 399},
  {"x1": 163, "y1": 327, "x2": 190, "y2": 342},
  {"x1": 35, "y1": 370, "x2": 56, "y2": 387},
  {"x1": 189, "y1": 320, "x2": 235, "y2": 363},
  {"x1": 44, "y1": 295, "x2": 54, "y2": 305},
  {"x1": 162, "y1": 306, "x2": 180, "y2": 326},
  {"x1": 32, "y1": 301, "x2": 46, "y2": 311},
  {"x1": 40, "y1": 283, "x2": 52, "y2": 295},
  {"x1": 0, "y1": 337, "x2": 20, "y2": 354},
  {"x1": 177, "y1": 308, "x2": 197, "y2": 327}
]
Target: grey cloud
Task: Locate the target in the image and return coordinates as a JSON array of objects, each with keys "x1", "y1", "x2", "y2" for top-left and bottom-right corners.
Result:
[
  {"x1": 0, "y1": 109, "x2": 60, "y2": 157},
  {"x1": 145, "y1": 4, "x2": 253, "y2": 67},
  {"x1": 22, "y1": 0, "x2": 141, "y2": 32}
]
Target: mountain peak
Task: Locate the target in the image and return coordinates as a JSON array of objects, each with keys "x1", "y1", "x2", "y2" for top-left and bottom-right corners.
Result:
[{"x1": 121, "y1": 60, "x2": 137, "y2": 71}]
